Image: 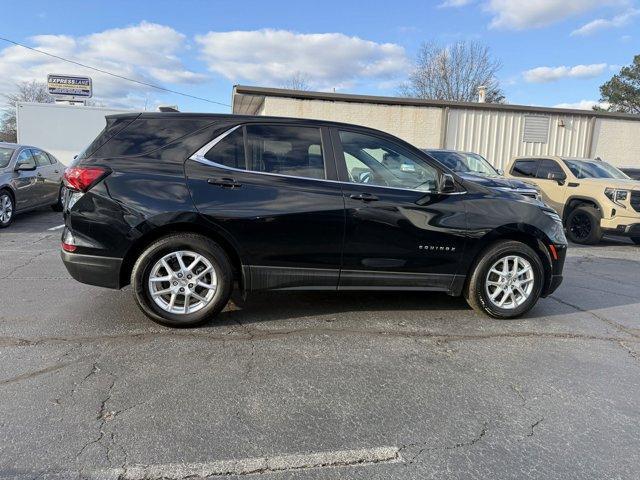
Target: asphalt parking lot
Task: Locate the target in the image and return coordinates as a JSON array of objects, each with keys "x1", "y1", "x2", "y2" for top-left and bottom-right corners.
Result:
[{"x1": 1, "y1": 209, "x2": 639, "y2": 479}]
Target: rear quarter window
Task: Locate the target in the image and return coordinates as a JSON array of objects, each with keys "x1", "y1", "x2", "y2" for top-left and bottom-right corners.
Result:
[{"x1": 88, "y1": 117, "x2": 215, "y2": 158}]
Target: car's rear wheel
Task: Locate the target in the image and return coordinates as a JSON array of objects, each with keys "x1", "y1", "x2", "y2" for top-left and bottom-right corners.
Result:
[
  {"x1": 131, "y1": 233, "x2": 233, "y2": 327},
  {"x1": 465, "y1": 240, "x2": 544, "y2": 319},
  {"x1": 0, "y1": 190, "x2": 14, "y2": 228},
  {"x1": 565, "y1": 205, "x2": 602, "y2": 245}
]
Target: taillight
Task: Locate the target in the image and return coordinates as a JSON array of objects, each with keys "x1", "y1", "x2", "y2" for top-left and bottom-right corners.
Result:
[{"x1": 63, "y1": 166, "x2": 109, "y2": 192}]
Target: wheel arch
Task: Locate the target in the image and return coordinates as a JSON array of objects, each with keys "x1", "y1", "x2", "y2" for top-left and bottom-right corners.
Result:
[
  {"x1": 461, "y1": 224, "x2": 554, "y2": 297},
  {"x1": 0, "y1": 184, "x2": 16, "y2": 203},
  {"x1": 119, "y1": 218, "x2": 247, "y2": 292},
  {"x1": 562, "y1": 196, "x2": 603, "y2": 223}
]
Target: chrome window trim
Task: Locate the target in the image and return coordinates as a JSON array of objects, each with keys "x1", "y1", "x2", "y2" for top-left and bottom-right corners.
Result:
[{"x1": 190, "y1": 125, "x2": 466, "y2": 196}]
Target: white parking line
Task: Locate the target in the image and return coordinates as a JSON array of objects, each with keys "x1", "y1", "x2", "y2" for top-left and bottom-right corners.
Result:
[
  {"x1": 88, "y1": 446, "x2": 401, "y2": 479},
  {"x1": 47, "y1": 224, "x2": 65, "y2": 231}
]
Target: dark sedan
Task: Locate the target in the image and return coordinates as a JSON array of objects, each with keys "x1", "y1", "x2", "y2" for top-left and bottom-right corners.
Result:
[
  {"x1": 0, "y1": 142, "x2": 63, "y2": 228},
  {"x1": 424, "y1": 149, "x2": 541, "y2": 201}
]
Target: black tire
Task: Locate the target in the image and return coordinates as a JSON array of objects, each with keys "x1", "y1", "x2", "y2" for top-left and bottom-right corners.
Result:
[
  {"x1": 51, "y1": 185, "x2": 64, "y2": 212},
  {"x1": 0, "y1": 189, "x2": 15, "y2": 229},
  {"x1": 565, "y1": 206, "x2": 602, "y2": 245},
  {"x1": 631, "y1": 237, "x2": 640, "y2": 245},
  {"x1": 131, "y1": 233, "x2": 233, "y2": 327},
  {"x1": 464, "y1": 240, "x2": 544, "y2": 319}
]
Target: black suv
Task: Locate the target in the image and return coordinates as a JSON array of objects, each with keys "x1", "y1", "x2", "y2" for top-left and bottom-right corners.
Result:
[{"x1": 61, "y1": 114, "x2": 566, "y2": 327}]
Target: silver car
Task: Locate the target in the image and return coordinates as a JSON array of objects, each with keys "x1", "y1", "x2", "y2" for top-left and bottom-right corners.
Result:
[{"x1": 0, "y1": 142, "x2": 64, "y2": 228}]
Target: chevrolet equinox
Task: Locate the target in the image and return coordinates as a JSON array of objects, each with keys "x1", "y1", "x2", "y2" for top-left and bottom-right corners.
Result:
[{"x1": 61, "y1": 114, "x2": 567, "y2": 327}]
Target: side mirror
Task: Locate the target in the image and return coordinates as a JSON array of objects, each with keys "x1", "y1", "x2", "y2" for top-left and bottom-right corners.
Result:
[
  {"x1": 496, "y1": 168, "x2": 504, "y2": 176},
  {"x1": 547, "y1": 172, "x2": 566, "y2": 185},
  {"x1": 440, "y1": 173, "x2": 457, "y2": 193},
  {"x1": 15, "y1": 161, "x2": 36, "y2": 172}
]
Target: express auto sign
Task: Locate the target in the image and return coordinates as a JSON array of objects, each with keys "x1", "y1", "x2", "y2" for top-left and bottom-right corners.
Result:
[{"x1": 47, "y1": 74, "x2": 92, "y2": 98}]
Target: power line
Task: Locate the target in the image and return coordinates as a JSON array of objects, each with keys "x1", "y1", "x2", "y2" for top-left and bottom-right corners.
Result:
[{"x1": 0, "y1": 36, "x2": 231, "y2": 108}]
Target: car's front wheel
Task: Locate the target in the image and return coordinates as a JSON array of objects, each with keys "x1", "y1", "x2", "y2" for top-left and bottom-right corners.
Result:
[
  {"x1": 565, "y1": 206, "x2": 602, "y2": 245},
  {"x1": 631, "y1": 237, "x2": 640, "y2": 245},
  {"x1": 131, "y1": 233, "x2": 233, "y2": 327},
  {"x1": 465, "y1": 240, "x2": 544, "y2": 319},
  {"x1": 0, "y1": 190, "x2": 14, "y2": 228}
]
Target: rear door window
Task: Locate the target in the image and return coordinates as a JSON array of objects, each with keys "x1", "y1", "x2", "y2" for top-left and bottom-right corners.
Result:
[
  {"x1": 31, "y1": 149, "x2": 51, "y2": 167},
  {"x1": 511, "y1": 159, "x2": 539, "y2": 178},
  {"x1": 244, "y1": 125, "x2": 325, "y2": 180}
]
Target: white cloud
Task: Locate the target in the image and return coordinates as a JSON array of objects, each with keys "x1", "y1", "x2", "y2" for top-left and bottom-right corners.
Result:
[
  {"x1": 439, "y1": 0, "x2": 474, "y2": 7},
  {"x1": 554, "y1": 99, "x2": 610, "y2": 110},
  {"x1": 195, "y1": 29, "x2": 409, "y2": 90},
  {"x1": 0, "y1": 22, "x2": 205, "y2": 108},
  {"x1": 484, "y1": 0, "x2": 621, "y2": 30},
  {"x1": 571, "y1": 8, "x2": 639, "y2": 35},
  {"x1": 523, "y1": 63, "x2": 607, "y2": 83}
]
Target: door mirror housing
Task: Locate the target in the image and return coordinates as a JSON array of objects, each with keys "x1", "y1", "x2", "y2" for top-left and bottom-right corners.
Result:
[
  {"x1": 15, "y1": 160, "x2": 36, "y2": 171},
  {"x1": 439, "y1": 173, "x2": 457, "y2": 193},
  {"x1": 547, "y1": 172, "x2": 566, "y2": 185},
  {"x1": 496, "y1": 168, "x2": 504, "y2": 176}
]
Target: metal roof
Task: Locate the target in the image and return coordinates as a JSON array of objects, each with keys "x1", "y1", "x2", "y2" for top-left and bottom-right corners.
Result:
[{"x1": 233, "y1": 85, "x2": 640, "y2": 122}]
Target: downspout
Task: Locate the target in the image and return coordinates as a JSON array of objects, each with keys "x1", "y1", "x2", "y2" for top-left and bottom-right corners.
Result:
[
  {"x1": 440, "y1": 107, "x2": 449, "y2": 148},
  {"x1": 587, "y1": 115, "x2": 597, "y2": 158}
]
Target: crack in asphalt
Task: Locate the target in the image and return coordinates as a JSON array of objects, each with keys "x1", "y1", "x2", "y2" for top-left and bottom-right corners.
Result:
[
  {"x1": 399, "y1": 422, "x2": 489, "y2": 464},
  {"x1": 0, "y1": 251, "x2": 48, "y2": 279},
  {"x1": 549, "y1": 295, "x2": 639, "y2": 339},
  {"x1": 0, "y1": 361, "x2": 72, "y2": 386},
  {"x1": 76, "y1": 365, "x2": 117, "y2": 466},
  {"x1": 1, "y1": 328, "x2": 637, "y2": 350},
  {"x1": 526, "y1": 418, "x2": 544, "y2": 437}
]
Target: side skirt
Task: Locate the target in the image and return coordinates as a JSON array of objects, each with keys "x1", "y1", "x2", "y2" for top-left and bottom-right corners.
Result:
[{"x1": 246, "y1": 265, "x2": 465, "y2": 295}]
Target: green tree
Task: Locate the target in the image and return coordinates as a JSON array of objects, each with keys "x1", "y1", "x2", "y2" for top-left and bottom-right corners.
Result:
[{"x1": 598, "y1": 55, "x2": 640, "y2": 114}]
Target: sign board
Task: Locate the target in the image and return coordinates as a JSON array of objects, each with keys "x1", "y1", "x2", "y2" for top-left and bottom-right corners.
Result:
[{"x1": 47, "y1": 74, "x2": 92, "y2": 98}]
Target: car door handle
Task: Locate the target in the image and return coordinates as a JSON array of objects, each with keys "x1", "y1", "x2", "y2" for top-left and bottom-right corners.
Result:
[
  {"x1": 350, "y1": 193, "x2": 379, "y2": 202},
  {"x1": 207, "y1": 177, "x2": 242, "y2": 188}
]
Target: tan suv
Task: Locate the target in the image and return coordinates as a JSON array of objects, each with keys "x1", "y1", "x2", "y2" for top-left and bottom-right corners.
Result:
[{"x1": 506, "y1": 156, "x2": 640, "y2": 245}]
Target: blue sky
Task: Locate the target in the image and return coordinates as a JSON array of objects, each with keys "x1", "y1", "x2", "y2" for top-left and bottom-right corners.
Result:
[{"x1": 0, "y1": 0, "x2": 638, "y2": 112}]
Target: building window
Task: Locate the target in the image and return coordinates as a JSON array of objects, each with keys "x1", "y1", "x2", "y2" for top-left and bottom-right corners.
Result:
[{"x1": 523, "y1": 115, "x2": 550, "y2": 143}]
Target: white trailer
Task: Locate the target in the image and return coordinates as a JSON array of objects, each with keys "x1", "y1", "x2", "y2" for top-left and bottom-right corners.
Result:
[{"x1": 16, "y1": 102, "x2": 133, "y2": 165}]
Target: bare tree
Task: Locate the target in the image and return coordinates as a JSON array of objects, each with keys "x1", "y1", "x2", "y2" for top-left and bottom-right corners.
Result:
[
  {"x1": 399, "y1": 41, "x2": 505, "y2": 103},
  {"x1": 0, "y1": 81, "x2": 55, "y2": 142},
  {"x1": 281, "y1": 72, "x2": 311, "y2": 91}
]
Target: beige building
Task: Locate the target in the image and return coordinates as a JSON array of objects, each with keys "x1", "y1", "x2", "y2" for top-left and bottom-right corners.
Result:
[{"x1": 232, "y1": 85, "x2": 640, "y2": 170}]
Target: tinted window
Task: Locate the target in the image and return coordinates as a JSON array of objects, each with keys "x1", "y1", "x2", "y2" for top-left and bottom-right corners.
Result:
[
  {"x1": 511, "y1": 159, "x2": 539, "y2": 178},
  {"x1": 564, "y1": 159, "x2": 628, "y2": 179},
  {"x1": 340, "y1": 130, "x2": 438, "y2": 191},
  {"x1": 0, "y1": 147, "x2": 15, "y2": 168},
  {"x1": 31, "y1": 149, "x2": 50, "y2": 167},
  {"x1": 536, "y1": 159, "x2": 566, "y2": 180},
  {"x1": 46, "y1": 152, "x2": 57, "y2": 165},
  {"x1": 245, "y1": 125, "x2": 325, "y2": 180},
  {"x1": 16, "y1": 150, "x2": 36, "y2": 168},
  {"x1": 92, "y1": 117, "x2": 214, "y2": 158},
  {"x1": 204, "y1": 128, "x2": 245, "y2": 169}
]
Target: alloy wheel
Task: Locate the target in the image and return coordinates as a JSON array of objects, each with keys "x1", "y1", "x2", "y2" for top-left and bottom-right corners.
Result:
[
  {"x1": 148, "y1": 250, "x2": 217, "y2": 315},
  {"x1": 485, "y1": 255, "x2": 535, "y2": 310},
  {"x1": 569, "y1": 212, "x2": 591, "y2": 240},
  {"x1": 0, "y1": 194, "x2": 13, "y2": 224}
]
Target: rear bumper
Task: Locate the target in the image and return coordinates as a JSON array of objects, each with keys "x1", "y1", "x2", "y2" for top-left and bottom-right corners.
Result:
[{"x1": 61, "y1": 250, "x2": 122, "y2": 289}]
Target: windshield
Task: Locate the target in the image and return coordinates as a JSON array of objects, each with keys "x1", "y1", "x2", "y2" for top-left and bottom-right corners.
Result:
[
  {"x1": 428, "y1": 150, "x2": 498, "y2": 176},
  {"x1": 0, "y1": 147, "x2": 15, "y2": 168},
  {"x1": 563, "y1": 159, "x2": 629, "y2": 179}
]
